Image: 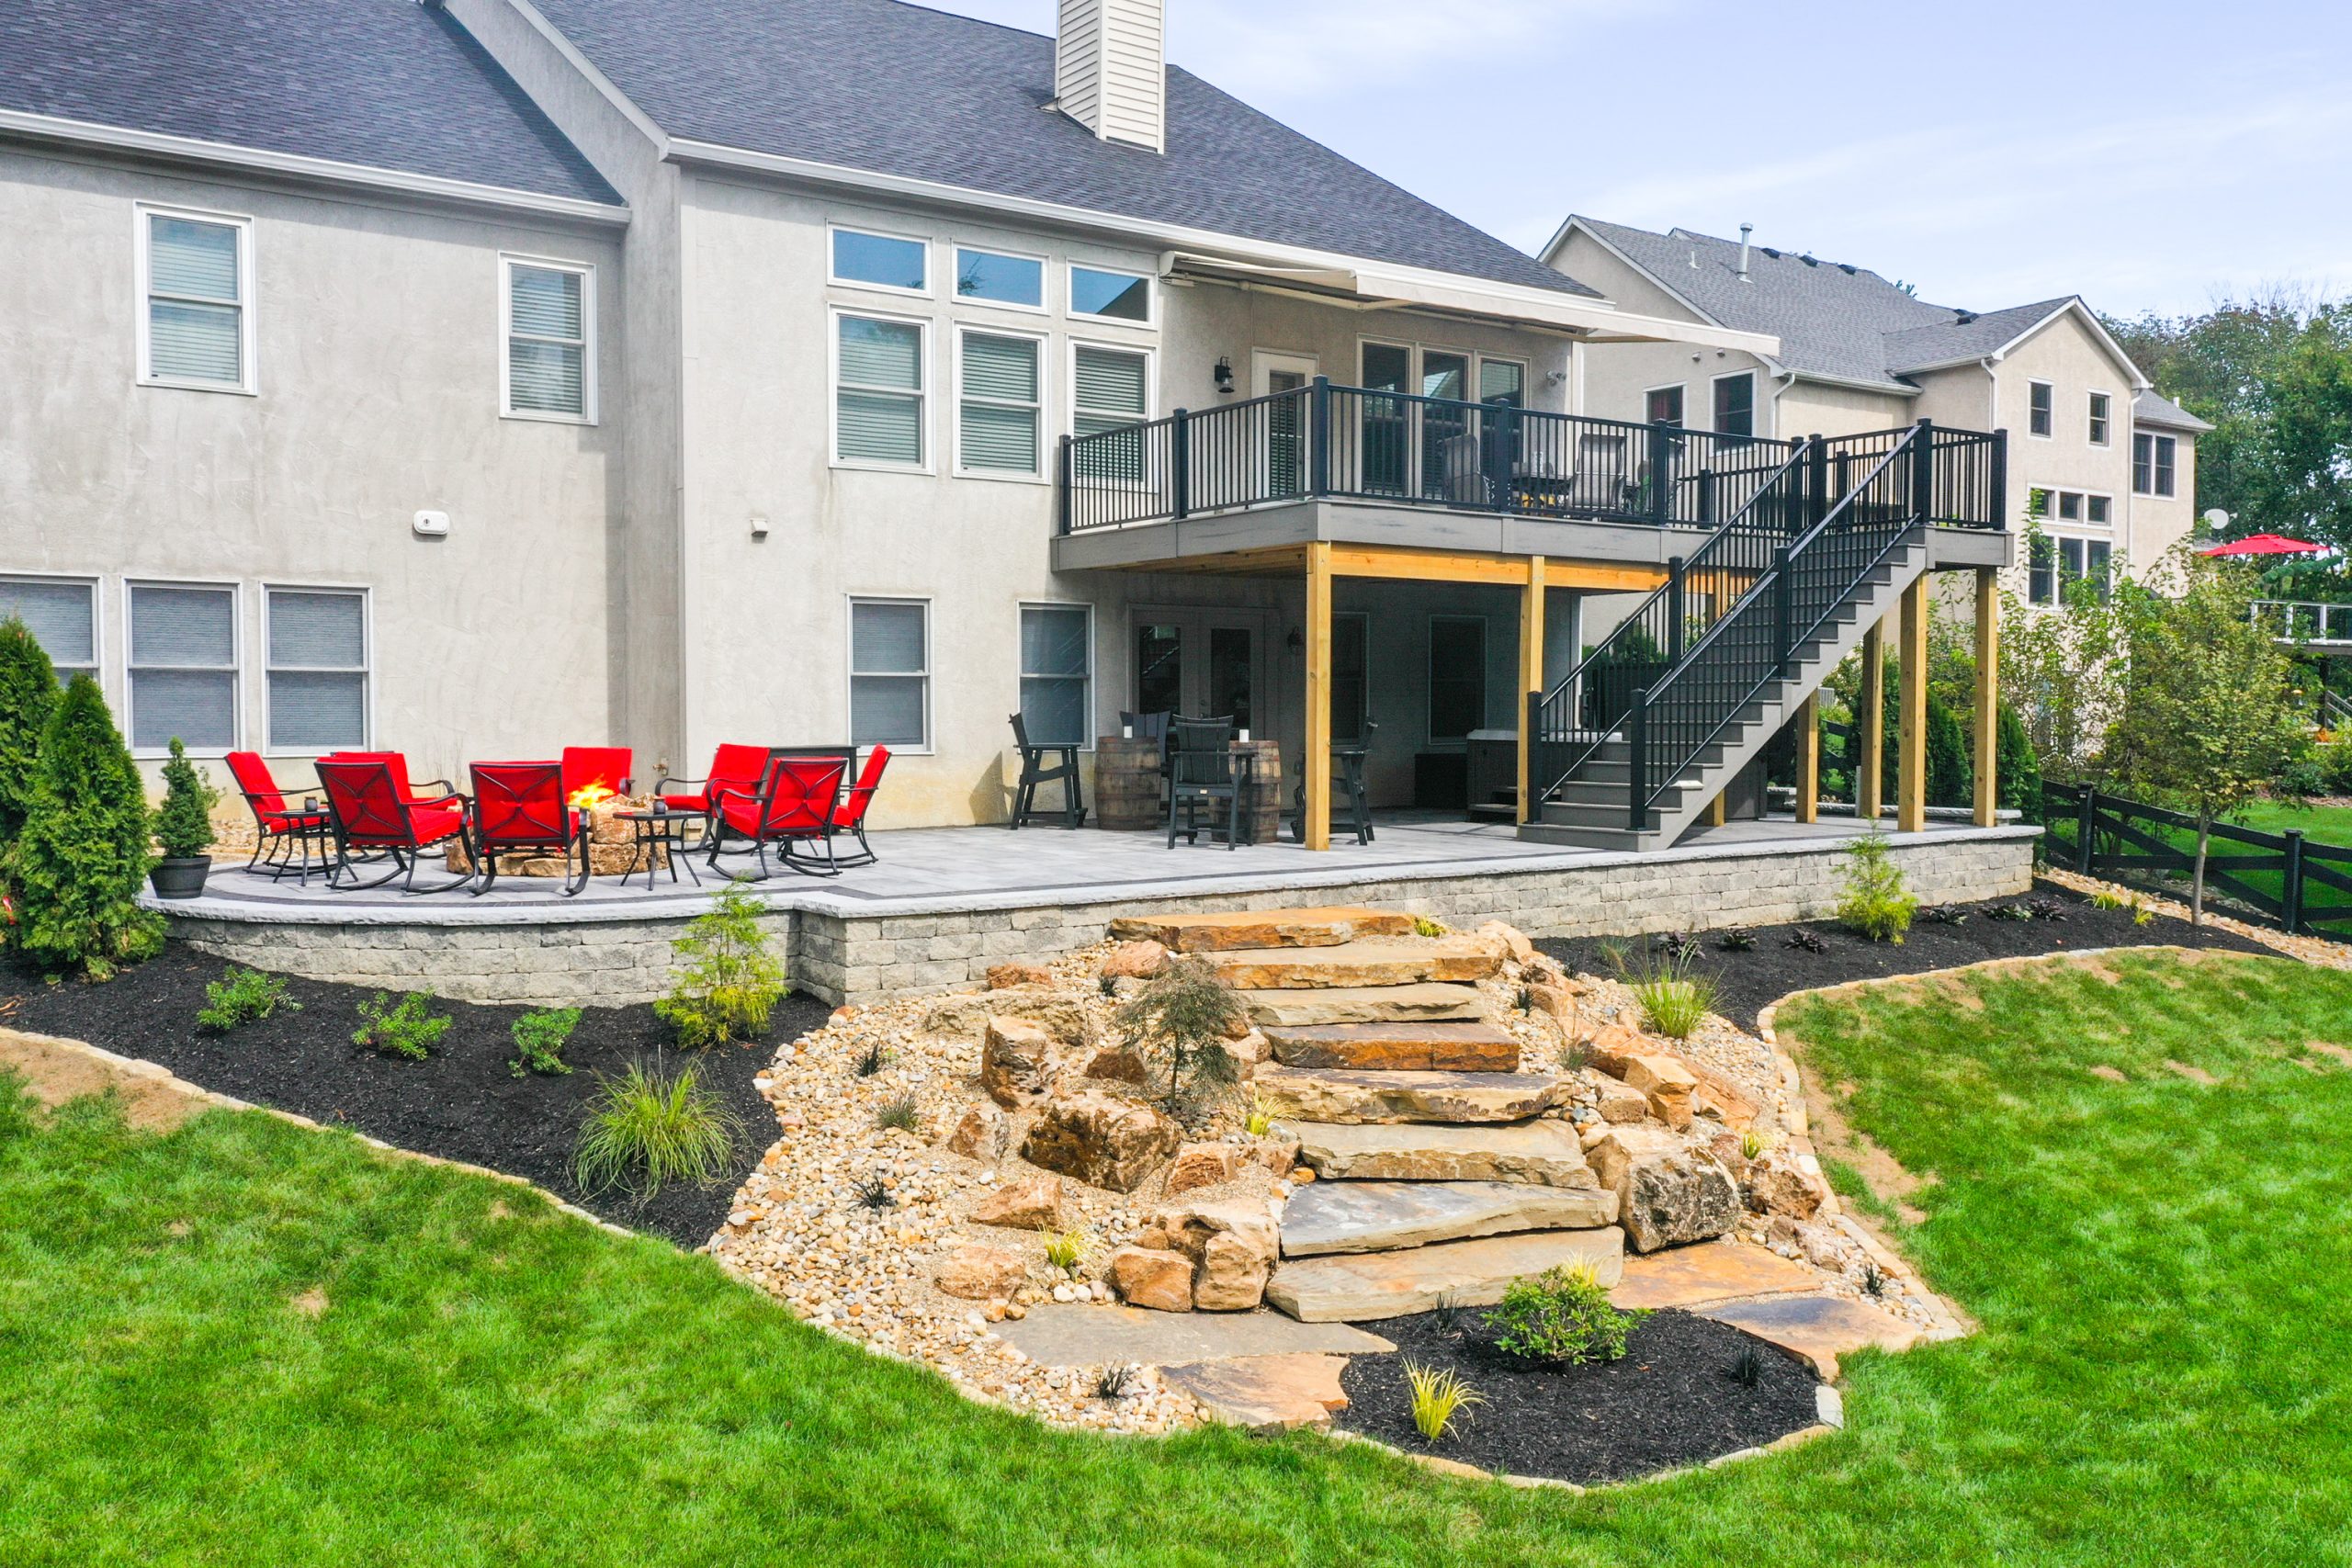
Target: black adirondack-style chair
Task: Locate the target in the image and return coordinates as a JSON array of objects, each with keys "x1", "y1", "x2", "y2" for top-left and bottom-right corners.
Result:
[
  {"x1": 1166, "y1": 715, "x2": 1248, "y2": 849},
  {"x1": 1008, "y1": 713, "x2": 1086, "y2": 829}
]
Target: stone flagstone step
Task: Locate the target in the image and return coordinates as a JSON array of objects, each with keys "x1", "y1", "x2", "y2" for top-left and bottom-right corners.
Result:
[
  {"x1": 1268, "y1": 1228, "x2": 1626, "y2": 1323},
  {"x1": 1277, "y1": 1119, "x2": 1599, "y2": 1188},
  {"x1": 1209, "y1": 938, "x2": 1502, "y2": 991},
  {"x1": 1240, "y1": 983, "x2": 1487, "y2": 1029},
  {"x1": 1262, "y1": 1021, "x2": 1521, "y2": 1073},
  {"x1": 994, "y1": 1303, "x2": 1394, "y2": 1368},
  {"x1": 1281, "y1": 1179, "x2": 1619, "y2": 1258},
  {"x1": 1696, "y1": 1292, "x2": 1923, "y2": 1382},
  {"x1": 1159, "y1": 1353, "x2": 1354, "y2": 1433},
  {"x1": 1108, "y1": 907, "x2": 1414, "y2": 953},
  {"x1": 1253, "y1": 1065, "x2": 1571, "y2": 1125}
]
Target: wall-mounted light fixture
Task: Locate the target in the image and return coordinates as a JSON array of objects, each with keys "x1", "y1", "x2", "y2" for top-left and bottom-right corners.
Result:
[
  {"x1": 1286, "y1": 626, "x2": 1304, "y2": 654},
  {"x1": 1214, "y1": 356, "x2": 1236, "y2": 396},
  {"x1": 750, "y1": 513, "x2": 770, "y2": 538}
]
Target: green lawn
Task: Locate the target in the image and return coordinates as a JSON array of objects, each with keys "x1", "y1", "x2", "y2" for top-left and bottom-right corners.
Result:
[
  {"x1": 2232, "y1": 795, "x2": 2352, "y2": 845},
  {"x1": 5, "y1": 951, "x2": 2351, "y2": 1565}
]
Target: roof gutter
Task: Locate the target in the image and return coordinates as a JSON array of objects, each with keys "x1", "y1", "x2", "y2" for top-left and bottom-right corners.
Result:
[{"x1": 0, "y1": 107, "x2": 629, "y2": 226}]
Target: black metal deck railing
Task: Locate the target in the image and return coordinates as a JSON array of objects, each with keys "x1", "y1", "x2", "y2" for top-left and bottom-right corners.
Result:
[{"x1": 1057, "y1": 378, "x2": 1800, "y2": 535}]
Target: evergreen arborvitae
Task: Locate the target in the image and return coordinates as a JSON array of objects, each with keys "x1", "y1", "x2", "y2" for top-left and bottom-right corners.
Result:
[
  {"x1": 1996, "y1": 701, "x2": 2042, "y2": 818},
  {"x1": 153, "y1": 738, "x2": 217, "y2": 858},
  {"x1": 11, "y1": 674, "x2": 163, "y2": 977},
  {"x1": 1924, "y1": 690, "x2": 1973, "y2": 809},
  {"x1": 0, "y1": 615, "x2": 58, "y2": 841}
]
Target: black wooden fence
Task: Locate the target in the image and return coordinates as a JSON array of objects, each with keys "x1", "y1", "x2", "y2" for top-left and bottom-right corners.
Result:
[{"x1": 2041, "y1": 780, "x2": 2352, "y2": 942}]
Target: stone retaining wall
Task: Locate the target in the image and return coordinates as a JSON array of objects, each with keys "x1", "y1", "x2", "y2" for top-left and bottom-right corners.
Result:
[{"x1": 173, "y1": 829, "x2": 2039, "y2": 1010}]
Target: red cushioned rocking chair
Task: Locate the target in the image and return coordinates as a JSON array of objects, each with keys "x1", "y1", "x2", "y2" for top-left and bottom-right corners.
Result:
[
  {"x1": 469, "y1": 761, "x2": 591, "y2": 897},
  {"x1": 226, "y1": 750, "x2": 332, "y2": 885},
  {"x1": 707, "y1": 752, "x2": 851, "y2": 879},
  {"x1": 316, "y1": 756, "x2": 474, "y2": 893}
]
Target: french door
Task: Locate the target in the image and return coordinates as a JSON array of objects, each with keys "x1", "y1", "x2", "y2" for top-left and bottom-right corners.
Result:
[{"x1": 1133, "y1": 609, "x2": 1270, "y2": 736}]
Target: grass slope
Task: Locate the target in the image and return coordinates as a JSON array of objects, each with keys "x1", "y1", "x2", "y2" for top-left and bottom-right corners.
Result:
[{"x1": 3, "y1": 950, "x2": 2349, "y2": 1565}]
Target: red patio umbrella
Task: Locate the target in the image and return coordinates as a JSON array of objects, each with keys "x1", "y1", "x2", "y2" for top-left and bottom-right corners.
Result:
[{"x1": 2201, "y1": 534, "x2": 2323, "y2": 557}]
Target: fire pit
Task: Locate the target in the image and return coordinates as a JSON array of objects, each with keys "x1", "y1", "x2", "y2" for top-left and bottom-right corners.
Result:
[{"x1": 447, "y1": 786, "x2": 684, "y2": 878}]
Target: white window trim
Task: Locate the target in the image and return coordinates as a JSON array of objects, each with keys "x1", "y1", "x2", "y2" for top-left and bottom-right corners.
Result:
[
  {"x1": 2026, "y1": 378, "x2": 2055, "y2": 440},
  {"x1": 831, "y1": 306, "x2": 935, "y2": 474},
  {"x1": 2030, "y1": 485, "x2": 2117, "y2": 531},
  {"x1": 125, "y1": 577, "x2": 241, "y2": 758},
  {"x1": 1018, "y1": 600, "x2": 1095, "y2": 751},
  {"x1": 847, "y1": 595, "x2": 933, "y2": 754},
  {"x1": 1067, "y1": 335, "x2": 1158, "y2": 439},
  {"x1": 829, "y1": 222, "x2": 933, "y2": 299},
  {"x1": 1068, "y1": 262, "x2": 1156, "y2": 326},
  {"x1": 2134, "y1": 432, "x2": 2179, "y2": 498},
  {"x1": 950, "y1": 242, "x2": 1050, "y2": 315},
  {"x1": 499, "y1": 253, "x2": 598, "y2": 425},
  {"x1": 2086, "y1": 388, "x2": 2114, "y2": 447},
  {"x1": 1426, "y1": 612, "x2": 1487, "y2": 748},
  {"x1": 2030, "y1": 531, "x2": 2115, "y2": 605},
  {"x1": 952, "y1": 322, "x2": 1049, "y2": 483},
  {"x1": 263, "y1": 583, "x2": 372, "y2": 753},
  {"x1": 134, "y1": 202, "x2": 256, "y2": 396},
  {"x1": 1643, "y1": 380, "x2": 1689, "y2": 425},
  {"x1": 0, "y1": 572, "x2": 103, "y2": 690},
  {"x1": 1709, "y1": 370, "x2": 1758, "y2": 436}
]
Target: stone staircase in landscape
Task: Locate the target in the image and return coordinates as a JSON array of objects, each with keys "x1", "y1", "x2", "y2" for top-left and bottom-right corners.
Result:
[{"x1": 1110, "y1": 907, "x2": 1624, "y2": 1325}]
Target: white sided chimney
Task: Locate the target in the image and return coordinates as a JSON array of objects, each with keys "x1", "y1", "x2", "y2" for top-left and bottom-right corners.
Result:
[{"x1": 1056, "y1": 0, "x2": 1166, "y2": 153}]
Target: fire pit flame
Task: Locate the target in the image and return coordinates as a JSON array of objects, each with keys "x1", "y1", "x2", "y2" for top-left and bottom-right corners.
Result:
[{"x1": 569, "y1": 782, "x2": 618, "y2": 812}]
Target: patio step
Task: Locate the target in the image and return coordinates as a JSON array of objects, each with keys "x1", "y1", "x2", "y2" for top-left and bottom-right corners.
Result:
[
  {"x1": 1277, "y1": 1119, "x2": 1599, "y2": 1188},
  {"x1": 1239, "y1": 983, "x2": 1486, "y2": 1029},
  {"x1": 1252, "y1": 1065, "x2": 1570, "y2": 1125},
  {"x1": 1208, "y1": 938, "x2": 1502, "y2": 990},
  {"x1": 1280, "y1": 1179, "x2": 1619, "y2": 1258},
  {"x1": 1267, "y1": 1227, "x2": 1626, "y2": 1322},
  {"x1": 1261, "y1": 1021, "x2": 1521, "y2": 1073},
  {"x1": 1107, "y1": 907, "x2": 1415, "y2": 953}
]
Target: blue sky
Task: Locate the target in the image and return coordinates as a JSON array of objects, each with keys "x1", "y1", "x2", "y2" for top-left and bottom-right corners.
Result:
[{"x1": 931, "y1": 0, "x2": 2348, "y2": 319}]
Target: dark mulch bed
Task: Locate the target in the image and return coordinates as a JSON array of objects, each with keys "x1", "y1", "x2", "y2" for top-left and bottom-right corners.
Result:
[
  {"x1": 1539, "y1": 875, "x2": 2276, "y2": 1032},
  {"x1": 0, "y1": 941, "x2": 830, "y2": 1248},
  {"x1": 1337, "y1": 1306, "x2": 1820, "y2": 1484}
]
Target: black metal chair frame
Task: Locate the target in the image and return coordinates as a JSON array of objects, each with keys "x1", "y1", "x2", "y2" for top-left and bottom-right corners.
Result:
[
  {"x1": 1293, "y1": 721, "x2": 1379, "y2": 845},
  {"x1": 467, "y1": 761, "x2": 592, "y2": 898},
  {"x1": 706, "y1": 754, "x2": 851, "y2": 879},
  {"x1": 1008, "y1": 714, "x2": 1087, "y2": 829},
  {"x1": 316, "y1": 761, "x2": 477, "y2": 896},
  {"x1": 243, "y1": 801, "x2": 333, "y2": 886},
  {"x1": 1166, "y1": 716, "x2": 1250, "y2": 850}
]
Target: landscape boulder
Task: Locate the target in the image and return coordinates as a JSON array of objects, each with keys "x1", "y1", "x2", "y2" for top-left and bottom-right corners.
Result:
[
  {"x1": 970, "y1": 1173, "x2": 1063, "y2": 1231},
  {"x1": 1587, "y1": 1125, "x2": 1741, "y2": 1253},
  {"x1": 1593, "y1": 1079, "x2": 1652, "y2": 1124},
  {"x1": 1019, "y1": 1092, "x2": 1183, "y2": 1192},
  {"x1": 1108, "y1": 1246, "x2": 1194, "y2": 1312},
  {"x1": 934, "y1": 1243, "x2": 1025, "y2": 1301},
  {"x1": 1585, "y1": 1021, "x2": 1649, "y2": 1078},
  {"x1": 987, "y1": 962, "x2": 1054, "y2": 990},
  {"x1": 1619, "y1": 1053, "x2": 1700, "y2": 1131},
  {"x1": 1144, "y1": 1199, "x2": 1280, "y2": 1312},
  {"x1": 1196, "y1": 1232, "x2": 1272, "y2": 1311},
  {"x1": 980, "y1": 1016, "x2": 1057, "y2": 1109},
  {"x1": 943, "y1": 1102, "x2": 1009, "y2": 1162},
  {"x1": 1746, "y1": 1149, "x2": 1830, "y2": 1221},
  {"x1": 1100, "y1": 940, "x2": 1171, "y2": 980},
  {"x1": 1166, "y1": 1143, "x2": 1241, "y2": 1195},
  {"x1": 1080, "y1": 1043, "x2": 1151, "y2": 1085},
  {"x1": 1474, "y1": 920, "x2": 1536, "y2": 965},
  {"x1": 925, "y1": 988, "x2": 1093, "y2": 1050}
]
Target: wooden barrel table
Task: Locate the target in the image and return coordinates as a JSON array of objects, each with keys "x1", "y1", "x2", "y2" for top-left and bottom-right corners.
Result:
[
  {"x1": 1093, "y1": 735, "x2": 1165, "y2": 830},
  {"x1": 1232, "y1": 739, "x2": 1284, "y2": 845}
]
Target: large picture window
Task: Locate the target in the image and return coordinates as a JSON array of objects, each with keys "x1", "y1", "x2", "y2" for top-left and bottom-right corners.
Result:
[
  {"x1": 850, "y1": 598, "x2": 929, "y2": 749},
  {"x1": 836, "y1": 313, "x2": 928, "y2": 467},
  {"x1": 957, "y1": 329, "x2": 1043, "y2": 477},
  {"x1": 1019, "y1": 604, "x2": 1091, "y2": 747},
  {"x1": 140, "y1": 207, "x2": 251, "y2": 391},
  {"x1": 129, "y1": 582, "x2": 237, "y2": 751},
  {"x1": 0, "y1": 577, "x2": 97, "y2": 684},
  {"x1": 503, "y1": 257, "x2": 594, "y2": 421},
  {"x1": 266, "y1": 588, "x2": 368, "y2": 750}
]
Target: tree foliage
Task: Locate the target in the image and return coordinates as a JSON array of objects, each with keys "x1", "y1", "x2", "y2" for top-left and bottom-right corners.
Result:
[
  {"x1": 1116, "y1": 953, "x2": 1243, "y2": 1106},
  {"x1": 10, "y1": 674, "x2": 162, "y2": 977},
  {"x1": 0, "y1": 615, "x2": 57, "y2": 842},
  {"x1": 657, "y1": 877, "x2": 787, "y2": 1047},
  {"x1": 153, "y1": 738, "x2": 218, "y2": 859}
]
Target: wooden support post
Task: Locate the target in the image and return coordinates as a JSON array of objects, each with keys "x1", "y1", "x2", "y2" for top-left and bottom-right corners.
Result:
[
  {"x1": 1795, "y1": 691, "x2": 1820, "y2": 825},
  {"x1": 1898, "y1": 575, "x2": 1929, "y2": 833},
  {"x1": 1517, "y1": 556, "x2": 1547, "y2": 825},
  {"x1": 1858, "y1": 618, "x2": 1885, "y2": 821},
  {"x1": 1973, "y1": 567, "x2": 1999, "y2": 828},
  {"x1": 1305, "y1": 540, "x2": 1333, "y2": 852},
  {"x1": 1706, "y1": 790, "x2": 1727, "y2": 829}
]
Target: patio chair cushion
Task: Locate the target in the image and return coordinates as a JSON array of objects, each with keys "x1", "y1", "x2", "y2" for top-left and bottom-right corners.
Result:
[
  {"x1": 472, "y1": 761, "x2": 577, "y2": 851},
  {"x1": 325, "y1": 750, "x2": 443, "y2": 804},
  {"x1": 560, "y1": 746, "x2": 631, "y2": 802},
  {"x1": 832, "y1": 746, "x2": 890, "y2": 829},
  {"x1": 662, "y1": 742, "x2": 772, "y2": 814},
  {"x1": 226, "y1": 750, "x2": 287, "y2": 817}
]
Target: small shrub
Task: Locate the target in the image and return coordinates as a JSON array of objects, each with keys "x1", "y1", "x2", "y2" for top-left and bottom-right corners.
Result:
[
  {"x1": 1094, "y1": 1363, "x2": 1136, "y2": 1401},
  {"x1": 1715, "y1": 928, "x2": 1756, "y2": 952},
  {"x1": 2026, "y1": 896, "x2": 2069, "y2": 922},
  {"x1": 351, "y1": 991, "x2": 451, "y2": 1061},
  {"x1": 1097, "y1": 974, "x2": 1120, "y2": 998},
  {"x1": 1410, "y1": 916, "x2": 1448, "y2": 938},
  {"x1": 1042, "y1": 1227, "x2": 1091, "y2": 1276},
  {"x1": 1486, "y1": 1262, "x2": 1643, "y2": 1365},
  {"x1": 1512, "y1": 985, "x2": 1533, "y2": 1015},
  {"x1": 1728, "y1": 1346, "x2": 1766, "y2": 1389},
  {"x1": 1860, "y1": 1261, "x2": 1888, "y2": 1299},
  {"x1": 1117, "y1": 954, "x2": 1244, "y2": 1102},
  {"x1": 1986, "y1": 901, "x2": 2033, "y2": 922},
  {"x1": 852, "y1": 1174, "x2": 896, "y2": 1212},
  {"x1": 509, "y1": 1007, "x2": 579, "y2": 1077},
  {"x1": 2133, "y1": 903, "x2": 2155, "y2": 928},
  {"x1": 9, "y1": 674, "x2": 163, "y2": 977},
  {"x1": 854, "y1": 1041, "x2": 887, "y2": 1078},
  {"x1": 1620, "y1": 947, "x2": 1715, "y2": 1040},
  {"x1": 1403, "y1": 1359, "x2": 1485, "y2": 1445},
  {"x1": 2087, "y1": 887, "x2": 2132, "y2": 911},
  {"x1": 656, "y1": 877, "x2": 787, "y2": 1047},
  {"x1": 1430, "y1": 1289, "x2": 1465, "y2": 1337},
  {"x1": 1738, "y1": 1127, "x2": 1771, "y2": 1162},
  {"x1": 875, "y1": 1093, "x2": 920, "y2": 1134},
  {"x1": 151, "y1": 738, "x2": 218, "y2": 858},
  {"x1": 573, "y1": 1058, "x2": 741, "y2": 1199},
  {"x1": 198, "y1": 966, "x2": 296, "y2": 1032},
  {"x1": 1920, "y1": 903, "x2": 1970, "y2": 926},
  {"x1": 1835, "y1": 830, "x2": 1917, "y2": 943},
  {"x1": 1785, "y1": 929, "x2": 1827, "y2": 953},
  {"x1": 1653, "y1": 930, "x2": 1700, "y2": 963},
  {"x1": 1242, "y1": 1089, "x2": 1273, "y2": 1139}
]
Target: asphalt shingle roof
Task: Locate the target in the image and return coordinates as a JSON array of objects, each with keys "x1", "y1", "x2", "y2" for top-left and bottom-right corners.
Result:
[
  {"x1": 0, "y1": 0, "x2": 620, "y2": 206},
  {"x1": 2133, "y1": 389, "x2": 2214, "y2": 433},
  {"x1": 526, "y1": 0, "x2": 1591, "y2": 296},
  {"x1": 1575, "y1": 217, "x2": 2109, "y2": 392}
]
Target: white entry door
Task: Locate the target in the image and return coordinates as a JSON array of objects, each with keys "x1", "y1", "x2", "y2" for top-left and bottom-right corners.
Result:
[{"x1": 1133, "y1": 607, "x2": 1274, "y2": 737}]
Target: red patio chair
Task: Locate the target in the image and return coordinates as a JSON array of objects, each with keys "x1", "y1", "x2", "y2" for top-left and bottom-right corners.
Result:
[
  {"x1": 656, "y1": 742, "x2": 771, "y2": 842},
  {"x1": 831, "y1": 746, "x2": 891, "y2": 868},
  {"x1": 707, "y1": 752, "x2": 851, "y2": 879},
  {"x1": 560, "y1": 746, "x2": 633, "y2": 805},
  {"x1": 469, "y1": 761, "x2": 590, "y2": 897},
  {"x1": 316, "y1": 757, "x2": 474, "y2": 893},
  {"x1": 322, "y1": 750, "x2": 458, "y2": 806},
  {"x1": 225, "y1": 750, "x2": 331, "y2": 884}
]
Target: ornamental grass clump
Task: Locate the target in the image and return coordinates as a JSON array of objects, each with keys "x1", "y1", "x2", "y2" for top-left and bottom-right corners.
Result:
[
  {"x1": 198, "y1": 966, "x2": 297, "y2": 1032},
  {"x1": 1613, "y1": 945, "x2": 1716, "y2": 1041},
  {"x1": 1116, "y1": 954, "x2": 1244, "y2": 1107},
  {"x1": 1835, "y1": 829, "x2": 1917, "y2": 943},
  {"x1": 573, "y1": 1057, "x2": 741, "y2": 1201},
  {"x1": 657, "y1": 877, "x2": 787, "y2": 1047},
  {"x1": 1486, "y1": 1262, "x2": 1643, "y2": 1366},
  {"x1": 1403, "y1": 1359, "x2": 1485, "y2": 1446},
  {"x1": 352, "y1": 992, "x2": 452, "y2": 1061},
  {"x1": 509, "y1": 1007, "x2": 580, "y2": 1077},
  {"x1": 9, "y1": 674, "x2": 163, "y2": 977}
]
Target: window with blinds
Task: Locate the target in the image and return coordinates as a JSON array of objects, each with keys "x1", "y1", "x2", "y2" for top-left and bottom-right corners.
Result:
[
  {"x1": 129, "y1": 583, "x2": 236, "y2": 751},
  {"x1": 958, "y1": 330, "x2": 1042, "y2": 476},
  {"x1": 504, "y1": 258, "x2": 593, "y2": 420},
  {"x1": 1072, "y1": 344, "x2": 1149, "y2": 483},
  {"x1": 850, "y1": 599, "x2": 929, "y2": 748},
  {"x1": 266, "y1": 588, "x2": 367, "y2": 750},
  {"x1": 1019, "y1": 604, "x2": 1091, "y2": 747},
  {"x1": 141, "y1": 209, "x2": 248, "y2": 389},
  {"x1": 0, "y1": 577, "x2": 98, "y2": 685},
  {"x1": 837, "y1": 314, "x2": 926, "y2": 467}
]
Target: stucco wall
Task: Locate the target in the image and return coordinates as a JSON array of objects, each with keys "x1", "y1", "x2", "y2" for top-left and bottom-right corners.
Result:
[{"x1": 1550, "y1": 230, "x2": 1777, "y2": 437}]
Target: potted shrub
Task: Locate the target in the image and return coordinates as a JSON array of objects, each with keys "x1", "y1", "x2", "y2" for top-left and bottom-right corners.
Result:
[{"x1": 149, "y1": 738, "x2": 218, "y2": 899}]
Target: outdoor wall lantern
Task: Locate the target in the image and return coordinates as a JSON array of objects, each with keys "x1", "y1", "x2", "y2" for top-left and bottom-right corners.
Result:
[
  {"x1": 1286, "y1": 626, "x2": 1305, "y2": 654},
  {"x1": 1214, "y1": 356, "x2": 1235, "y2": 396}
]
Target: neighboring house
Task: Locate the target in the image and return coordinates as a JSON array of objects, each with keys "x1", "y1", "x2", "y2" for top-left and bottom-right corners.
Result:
[
  {"x1": 2, "y1": 0, "x2": 1792, "y2": 831},
  {"x1": 1541, "y1": 217, "x2": 2212, "y2": 607}
]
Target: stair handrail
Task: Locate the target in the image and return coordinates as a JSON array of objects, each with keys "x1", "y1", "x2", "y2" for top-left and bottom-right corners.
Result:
[
  {"x1": 1528, "y1": 435, "x2": 1819, "y2": 801},
  {"x1": 1623, "y1": 423, "x2": 1933, "y2": 826}
]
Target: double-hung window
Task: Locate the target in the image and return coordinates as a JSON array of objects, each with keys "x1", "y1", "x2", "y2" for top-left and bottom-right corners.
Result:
[
  {"x1": 1712, "y1": 372, "x2": 1754, "y2": 438},
  {"x1": 1018, "y1": 604, "x2": 1091, "y2": 747},
  {"x1": 139, "y1": 207, "x2": 252, "y2": 391},
  {"x1": 1646, "y1": 385, "x2": 1685, "y2": 426},
  {"x1": 956, "y1": 328, "x2": 1043, "y2": 477},
  {"x1": 128, "y1": 582, "x2": 237, "y2": 751},
  {"x1": 503, "y1": 257, "x2": 594, "y2": 421},
  {"x1": 0, "y1": 577, "x2": 98, "y2": 685},
  {"x1": 2029, "y1": 536, "x2": 2113, "y2": 606},
  {"x1": 266, "y1": 588, "x2": 368, "y2": 750},
  {"x1": 849, "y1": 598, "x2": 929, "y2": 749},
  {"x1": 2087, "y1": 391, "x2": 2111, "y2": 446},
  {"x1": 835, "y1": 313, "x2": 928, "y2": 468},
  {"x1": 954, "y1": 246, "x2": 1044, "y2": 310},
  {"x1": 2028, "y1": 380, "x2": 2053, "y2": 437},
  {"x1": 1071, "y1": 344, "x2": 1150, "y2": 482},
  {"x1": 2133, "y1": 433, "x2": 2177, "y2": 496}
]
